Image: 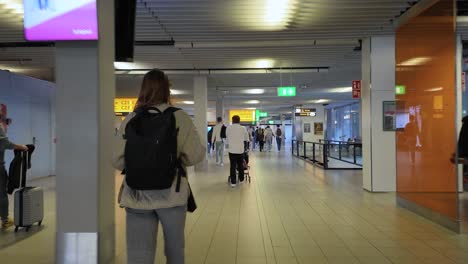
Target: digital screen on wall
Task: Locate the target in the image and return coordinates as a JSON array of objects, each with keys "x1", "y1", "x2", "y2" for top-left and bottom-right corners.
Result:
[
  {"x1": 114, "y1": 98, "x2": 137, "y2": 116},
  {"x1": 23, "y1": 0, "x2": 98, "y2": 41}
]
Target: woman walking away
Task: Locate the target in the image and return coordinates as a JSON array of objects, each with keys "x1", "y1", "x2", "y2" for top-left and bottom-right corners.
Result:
[{"x1": 113, "y1": 69, "x2": 206, "y2": 264}]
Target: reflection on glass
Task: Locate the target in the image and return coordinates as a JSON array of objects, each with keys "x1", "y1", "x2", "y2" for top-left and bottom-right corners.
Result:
[{"x1": 326, "y1": 103, "x2": 361, "y2": 142}]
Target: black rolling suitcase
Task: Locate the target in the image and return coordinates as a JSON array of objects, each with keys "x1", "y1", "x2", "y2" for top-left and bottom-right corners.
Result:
[{"x1": 9, "y1": 146, "x2": 43, "y2": 232}]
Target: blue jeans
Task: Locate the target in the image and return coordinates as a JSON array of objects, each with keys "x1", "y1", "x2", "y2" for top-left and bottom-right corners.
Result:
[
  {"x1": 215, "y1": 141, "x2": 224, "y2": 164},
  {"x1": 276, "y1": 137, "x2": 282, "y2": 151},
  {"x1": 0, "y1": 167, "x2": 8, "y2": 221},
  {"x1": 126, "y1": 206, "x2": 187, "y2": 264}
]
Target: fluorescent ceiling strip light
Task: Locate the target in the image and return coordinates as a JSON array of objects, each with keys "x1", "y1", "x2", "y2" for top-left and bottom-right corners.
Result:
[
  {"x1": 242, "y1": 89, "x2": 265, "y2": 94},
  {"x1": 170, "y1": 89, "x2": 185, "y2": 95},
  {"x1": 425, "y1": 87, "x2": 443, "y2": 92},
  {"x1": 183, "y1": 101, "x2": 194, "y2": 105},
  {"x1": 398, "y1": 57, "x2": 431, "y2": 66},
  {"x1": 328, "y1": 87, "x2": 352, "y2": 93},
  {"x1": 245, "y1": 100, "x2": 260, "y2": 104}
]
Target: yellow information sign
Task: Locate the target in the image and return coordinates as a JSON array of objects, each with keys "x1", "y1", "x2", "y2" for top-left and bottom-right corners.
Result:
[
  {"x1": 229, "y1": 109, "x2": 255, "y2": 122},
  {"x1": 114, "y1": 98, "x2": 137, "y2": 115}
]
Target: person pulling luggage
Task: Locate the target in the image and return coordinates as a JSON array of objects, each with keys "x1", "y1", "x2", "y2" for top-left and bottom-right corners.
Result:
[{"x1": 0, "y1": 110, "x2": 28, "y2": 229}]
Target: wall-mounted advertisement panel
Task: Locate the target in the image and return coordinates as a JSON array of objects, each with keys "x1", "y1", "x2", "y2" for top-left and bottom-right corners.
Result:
[{"x1": 23, "y1": 0, "x2": 98, "y2": 41}]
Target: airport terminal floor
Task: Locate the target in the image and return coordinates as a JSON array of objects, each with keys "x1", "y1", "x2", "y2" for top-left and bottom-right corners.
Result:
[{"x1": 1, "y1": 149, "x2": 468, "y2": 264}]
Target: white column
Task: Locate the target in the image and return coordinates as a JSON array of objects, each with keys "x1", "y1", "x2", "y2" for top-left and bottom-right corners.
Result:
[
  {"x1": 194, "y1": 76, "x2": 208, "y2": 162},
  {"x1": 361, "y1": 36, "x2": 396, "y2": 192},
  {"x1": 55, "y1": 0, "x2": 115, "y2": 263},
  {"x1": 216, "y1": 96, "x2": 224, "y2": 121}
]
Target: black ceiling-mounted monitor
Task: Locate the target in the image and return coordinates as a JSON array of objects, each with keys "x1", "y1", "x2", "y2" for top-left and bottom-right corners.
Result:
[{"x1": 115, "y1": 0, "x2": 136, "y2": 62}]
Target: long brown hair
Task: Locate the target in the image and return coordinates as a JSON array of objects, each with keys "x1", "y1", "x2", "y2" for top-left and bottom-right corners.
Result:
[{"x1": 135, "y1": 69, "x2": 171, "y2": 109}]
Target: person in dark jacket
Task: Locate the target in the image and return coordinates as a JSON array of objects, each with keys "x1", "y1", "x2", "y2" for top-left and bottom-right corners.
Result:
[
  {"x1": 452, "y1": 116, "x2": 468, "y2": 164},
  {"x1": 0, "y1": 112, "x2": 28, "y2": 229}
]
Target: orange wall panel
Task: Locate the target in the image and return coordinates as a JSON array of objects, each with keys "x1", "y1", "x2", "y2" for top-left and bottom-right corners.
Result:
[{"x1": 396, "y1": 0, "x2": 458, "y2": 219}]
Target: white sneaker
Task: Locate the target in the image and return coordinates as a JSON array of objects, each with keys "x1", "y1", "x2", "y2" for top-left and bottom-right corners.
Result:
[
  {"x1": 220, "y1": 163, "x2": 224, "y2": 166},
  {"x1": 230, "y1": 183, "x2": 236, "y2": 188}
]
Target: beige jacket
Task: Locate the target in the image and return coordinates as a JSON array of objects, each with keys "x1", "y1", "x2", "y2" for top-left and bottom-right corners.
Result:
[{"x1": 112, "y1": 104, "x2": 206, "y2": 210}]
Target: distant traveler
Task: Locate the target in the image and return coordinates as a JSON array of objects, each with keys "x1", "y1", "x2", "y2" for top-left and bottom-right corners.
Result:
[
  {"x1": 212, "y1": 117, "x2": 226, "y2": 166},
  {"x1": 265, "y1": 126, "x2": 273, "y2": 152},
  {"x1": 452, "y1": 116, "x2": 468, "y2": 164},
  {"x1": 0, "y1": 110, "x2": 28, "y2": 229},
  {"x1": 252, "y1": 126, "x2": 258, "y2": 150},
  {"x1": 112, "y1": 69, "x2": 205, "y2": 264},
  {"x1": 275, "y1": 125, "x2": 283, "y2": 151},
  {"x1": 207, "y1": 127, "x2": 213, "y2": 155},
  {"x1": 257, "y1": 127, "x2": 265, "y2": 152},
  {"x1": 226, "y1": 115, "x2": 249, "y2": 187}
]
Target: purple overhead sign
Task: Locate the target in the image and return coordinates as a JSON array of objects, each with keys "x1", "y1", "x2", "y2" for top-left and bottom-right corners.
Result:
[{"x1": 23, "y1": 0, "x2": 98, "y2": 41}]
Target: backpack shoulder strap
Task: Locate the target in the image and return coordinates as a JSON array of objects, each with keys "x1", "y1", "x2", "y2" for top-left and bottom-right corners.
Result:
[
  {"x1": 163, "y1": 107, "x2": 180, "y2": 114},
  {"x1": 134, "y1": 106, "x2": 162, "y2": 115}
]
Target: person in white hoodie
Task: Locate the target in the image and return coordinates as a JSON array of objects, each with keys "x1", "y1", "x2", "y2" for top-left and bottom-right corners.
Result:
[
  {"x1": 112, "y1": 69, "x2": 205, "y2": 264},
  {"x1": 226, "y1": 115, "x2": 249, "y2": 187}
]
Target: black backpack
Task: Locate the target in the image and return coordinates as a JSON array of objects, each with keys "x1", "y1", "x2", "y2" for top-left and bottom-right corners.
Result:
[
  {"x1": 220, "y1": 125, "x2": 227, "y2": 139},
  {"x1": 8, "y1": 145, "x2": 35, "y2": 194},
  {"x1": 276, "y1": 128, "x2": 282, "y2": 137},
  {"x1": 124, "y1": 107, "x2": 182, "y2": 191}
]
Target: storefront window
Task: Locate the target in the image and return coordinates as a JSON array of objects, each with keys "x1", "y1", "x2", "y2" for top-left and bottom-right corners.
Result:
[{"x1": 326, "y1": 103, "x2": 361, "y2": 142}]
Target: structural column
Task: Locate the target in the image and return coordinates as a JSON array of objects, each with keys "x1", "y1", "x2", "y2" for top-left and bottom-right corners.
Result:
[
  {"x1": 55, "y1": 0, "x2": 115, "y2": 263},
  {"x1": 361, "y1": 36, "x2": 396, "y2": 192},
  {"x1": 194, "y1": 76, "x2": 208, "y2": 164}
]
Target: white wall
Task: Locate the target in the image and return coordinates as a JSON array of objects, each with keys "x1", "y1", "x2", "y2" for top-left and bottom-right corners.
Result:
[
  {"x1": 361, "y1": 36, "x2": 396, "y2": 192},
  {"x1": 0, "y1": 70, "x2": 56, "y2": 179},
  {"x1": 298, "y1": 104, "x2": 326, "y2": 142}
]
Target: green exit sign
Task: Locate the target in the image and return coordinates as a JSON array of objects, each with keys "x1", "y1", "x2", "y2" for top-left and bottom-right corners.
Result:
[
  {"x1": 277, "y1": 86, "x2": 296, "y2": 97},
  {"x1": 395, "y1": 85, "x2": 406, "y2": 95},
  {"x1": 255, "y1": 110, "x2": 268, "y2": 122}
]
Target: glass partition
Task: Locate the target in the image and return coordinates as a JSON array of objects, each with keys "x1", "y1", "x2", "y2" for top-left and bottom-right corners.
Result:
[{"x1": 396, "y1": 0, "x2": 458, "y2": 221}]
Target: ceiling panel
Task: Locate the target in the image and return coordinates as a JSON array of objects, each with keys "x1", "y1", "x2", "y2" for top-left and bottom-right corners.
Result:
[{"x1": 0, "y1": 0, "x2": 422, "y2": 113}]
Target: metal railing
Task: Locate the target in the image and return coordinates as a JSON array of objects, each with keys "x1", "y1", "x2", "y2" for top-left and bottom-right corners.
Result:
[{"x1": 292, "y1": 140, "x2": 362, "y2": 169}]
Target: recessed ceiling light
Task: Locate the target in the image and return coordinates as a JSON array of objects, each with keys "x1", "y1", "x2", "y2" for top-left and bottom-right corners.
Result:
[
  {"x1": 245, "y1": 100, "x2": 260, "y2": 104},
  {"x1": 254, "y1": 59, "x2": 274, "y2": 68},
  {"x1": 265, "y1": 0, "x2": 292, "y2": 27},
  {"x1": 0, "y1": 1, "x2": 23, "y2": 15},
  {"x1": 183, "y1": 101, "x2": 194, "y2": 105},
  {"x1": 243, "y1": 89, "x2": 265, "y2": 94}
]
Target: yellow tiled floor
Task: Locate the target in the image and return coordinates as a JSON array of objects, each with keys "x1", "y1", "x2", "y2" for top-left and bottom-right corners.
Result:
[{"x1": 1, "y1": 149, "x2": 468, "y2": 264}]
